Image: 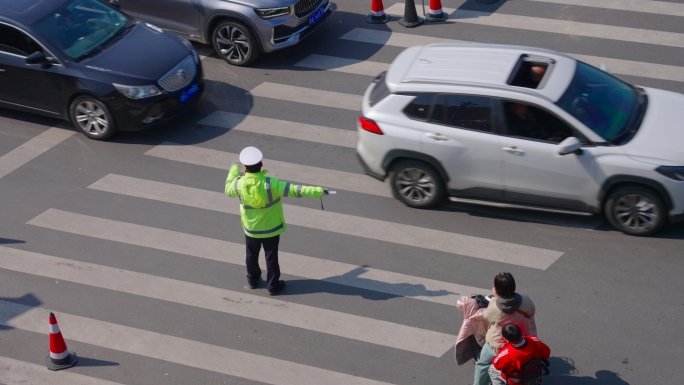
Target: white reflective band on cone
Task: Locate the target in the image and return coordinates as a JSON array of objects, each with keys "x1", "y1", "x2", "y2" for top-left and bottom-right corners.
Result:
[
  {"x1": 371, "y1": 10, "x2": 385, "y2": 16},
  {"x1": 50, "y1": 350, "x2": 69, "y2": 360},
  {"x1": 429, "y1": 8, "x2": 442, "y2": 14},
  {"x1": 49, "y1": 323, "x2": 60, "y2": 334}
]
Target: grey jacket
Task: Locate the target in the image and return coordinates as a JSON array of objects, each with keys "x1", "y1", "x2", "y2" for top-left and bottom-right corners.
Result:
[{"x1": 482, "y1": 293, "x2": 537, "y2": 352}]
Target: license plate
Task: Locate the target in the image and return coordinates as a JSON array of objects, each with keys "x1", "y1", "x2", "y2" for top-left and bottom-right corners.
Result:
[
  {"x1": 179, "y1": 83, "x2": 199, "y2": 104},
  {"x1": 309, "y1": 6, "x2": 325, "y2": 26}
]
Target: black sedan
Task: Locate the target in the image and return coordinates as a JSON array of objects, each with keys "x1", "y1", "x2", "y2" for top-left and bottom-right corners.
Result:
[{"x1": 0, "y1": 0, "x2": 204, "y2": 140}]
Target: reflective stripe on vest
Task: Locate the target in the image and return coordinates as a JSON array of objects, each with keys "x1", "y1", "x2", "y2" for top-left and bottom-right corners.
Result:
[
  {"x1": 236, "y1": 176, "x2": 281, "y2": 210},
  {"x1": 296, "y1": 185, "x2": 302, "y2": 198},
  {"x1": 283, "y1": 182, "x2": 291, "y2": 197},
  {"x1": 244, "y1": 223, "x2": 284, "y2": 235}
]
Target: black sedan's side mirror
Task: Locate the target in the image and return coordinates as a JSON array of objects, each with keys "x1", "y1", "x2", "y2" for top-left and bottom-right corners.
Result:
[{"x1": 26, "y1": 51, "x2": 50, "y2": 67}]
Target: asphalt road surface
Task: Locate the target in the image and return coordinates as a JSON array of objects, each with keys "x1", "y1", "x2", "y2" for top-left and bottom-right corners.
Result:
[{"x1": 2, "y1": 0, "x2": 684, "y2": 384}]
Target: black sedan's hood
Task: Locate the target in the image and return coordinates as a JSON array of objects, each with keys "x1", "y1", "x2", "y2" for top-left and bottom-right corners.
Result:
[{"x1": 77, "y1": 23, "x2": 191, "y2": 84}]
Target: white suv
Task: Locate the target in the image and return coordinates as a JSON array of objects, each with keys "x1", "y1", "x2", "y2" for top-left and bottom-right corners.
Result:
[{"x1": 357, "y1": 44, "x2": 684, "y2": 236}]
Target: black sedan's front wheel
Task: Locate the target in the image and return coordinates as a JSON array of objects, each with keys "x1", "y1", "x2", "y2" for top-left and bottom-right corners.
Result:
[
  {"x1": 213, "y1": 21, "x2": 260, "y2": 66},
  {"x1": 70, "y1": 96, "x2": 116, "y2": 140}
]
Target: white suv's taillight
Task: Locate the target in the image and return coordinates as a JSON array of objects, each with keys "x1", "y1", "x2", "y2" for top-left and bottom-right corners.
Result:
[{"x1": 358, "y1": 117, "x2": 383, "y2": 135}]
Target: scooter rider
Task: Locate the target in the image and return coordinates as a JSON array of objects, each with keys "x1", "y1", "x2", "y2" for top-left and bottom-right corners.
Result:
[{"x1": 225, "y1": 146, "x2": 328, "y2": 295}]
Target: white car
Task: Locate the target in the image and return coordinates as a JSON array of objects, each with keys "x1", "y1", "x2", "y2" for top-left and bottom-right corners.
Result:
[{"x1": 357, "y1": 44, "x2": 684, "y2": 236}]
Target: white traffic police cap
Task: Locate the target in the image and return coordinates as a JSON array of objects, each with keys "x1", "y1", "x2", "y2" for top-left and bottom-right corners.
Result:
[{"x1": 239, "y1": 146, "x2": 263, "y2": 166}]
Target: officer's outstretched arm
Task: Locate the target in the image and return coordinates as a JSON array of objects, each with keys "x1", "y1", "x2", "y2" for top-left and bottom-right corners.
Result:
[
  {"x1": 274, "y1": 179, "x2": 324, "y2": 198},
  {"x1": 224, "y1": 164, "x2": 240, "y2": 197}
]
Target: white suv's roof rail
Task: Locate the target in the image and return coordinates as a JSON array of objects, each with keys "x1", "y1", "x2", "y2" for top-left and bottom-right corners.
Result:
[{"x1": 398, "y1": 79, "x2": 554, "y2": 102}]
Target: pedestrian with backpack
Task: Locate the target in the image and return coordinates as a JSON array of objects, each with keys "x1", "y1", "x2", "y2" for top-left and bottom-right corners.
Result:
[{"x1": 489, "y1": 325, "x2": 550, "y2": 385}]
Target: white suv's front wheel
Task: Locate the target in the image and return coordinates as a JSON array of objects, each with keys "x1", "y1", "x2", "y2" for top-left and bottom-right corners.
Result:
[
  {"x1": 389, "y1": 160, "x2": 445, "y2": 209},
  {"x1": 605, "y1": 185, "x2": 667, "y2": 236}
]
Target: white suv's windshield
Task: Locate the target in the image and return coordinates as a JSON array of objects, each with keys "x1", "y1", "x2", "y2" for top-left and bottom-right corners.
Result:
[
  {"x1": 556, "y1": 62, "x2": 639, "y2": 142},
  {"x1": 33, "y1": 0, "x2": 130, "y2": 60}
]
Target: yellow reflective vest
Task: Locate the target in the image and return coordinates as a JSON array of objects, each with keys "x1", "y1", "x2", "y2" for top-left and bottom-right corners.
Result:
[{"x1": 225, "y1": 164, "x2": 324, "y2": 238}]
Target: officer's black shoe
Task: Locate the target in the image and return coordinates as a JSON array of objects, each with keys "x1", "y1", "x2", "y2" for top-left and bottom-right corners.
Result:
[
  {"x1": 268, "y1": 280, "x2": 286, "y2": 296},
  {"x1": 247, "y1": 277, "x2": 261, "y2": 289}
]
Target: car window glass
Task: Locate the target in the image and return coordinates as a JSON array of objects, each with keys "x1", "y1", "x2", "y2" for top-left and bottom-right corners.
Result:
[
  {"x1": 503, "y1": 101, "x2": 573, "y2": 144},
  {"x1": 444, "y1": 95, "x2": 492, "y2": 132},
  {"x1": 429, "y1": 94, "x2": 446, "y2": 124},
  {"x1": 0, "y1": 24, "x2": 43, "y2": 57},
  {"x1": 33, "y1": 0, "x2": 129, "y2": 60},
  {"x1": 403, "y1": 94, "x2": 434, "y2": 121}
]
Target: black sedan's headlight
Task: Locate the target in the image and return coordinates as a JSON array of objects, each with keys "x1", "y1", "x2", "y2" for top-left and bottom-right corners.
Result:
[
  {"x1": 254, "y1": 6, "x2": 291, "y2": 19},
  {"x1": 656, "y1": 166, "x2": 684, "y2": 181}
]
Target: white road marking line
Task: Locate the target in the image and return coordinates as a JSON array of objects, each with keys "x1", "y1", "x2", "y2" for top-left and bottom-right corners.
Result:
[
  {"x1": 385, "y1": 4, "x2": 684, "y2": 48},
  {"x1": 85, "y1": 174, "x2": 564, "y2": 269},
  {"x1": 0, "y1": 247, "x2": 453, "y2": 357},
  {"x1": 341, "y1": 28, "x2": 684, "y2": 83},
  {"x1": 0, "y1": 301, "x2": 396, "y2": 385},
  {"x1": 295, "y1": 54, "x2": 388, "y2": 76},
  {"x1": 525, "y1": 0, "x2": 684, "y2": 17},
  {"x1": 250, "y1": 82, "x2": 362, "y2": 111},
  {"x1": 0, "y1": 356, "x2": 124, "y2": 385},
  {"x1": 0, "y1": 127, "x2": 75, "y2": 180},
  {"x1": 197, "y1": 112, "x2": 357, "y2": 148},
  {"x1": 145, "y1": 142, "x2": 390, "y2": 198},
  {"x1": 29, "y1": 204, "x2": 487, "y2": 306}
]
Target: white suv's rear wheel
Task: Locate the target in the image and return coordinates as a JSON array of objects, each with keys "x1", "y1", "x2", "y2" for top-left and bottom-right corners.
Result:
[
  {"x1": 389, "y1": 160, "x2": 445, "y2": 209},
  {"x1": 605, "y1": 185, "x2": 667, "y2": 236}
]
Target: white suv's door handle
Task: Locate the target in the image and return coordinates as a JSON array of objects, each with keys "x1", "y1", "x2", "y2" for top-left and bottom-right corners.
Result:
[
  {"x1": 503, "y1": 146, "x2": 525, "y2": 155},
  {"x1": 426, "y1": 133, "x2": 448, "y2": 141}
]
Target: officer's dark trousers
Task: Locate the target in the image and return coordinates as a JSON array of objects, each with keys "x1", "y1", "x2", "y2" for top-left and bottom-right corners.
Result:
[{"x1": 245, "y1": 234, "x2": 281, "y2": 292}]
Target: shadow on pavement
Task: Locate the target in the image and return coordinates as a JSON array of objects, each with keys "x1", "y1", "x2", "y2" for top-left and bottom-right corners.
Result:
[
  {"x1": 280, "y1": 266, "x2": 454, "y2": 300},
  {"x1": 76, "y1": 356, "x2": 120, "y2": 367},
  {"x1": 545, "y1": 357, "x2": 631, "y2": 385},
  {"x1": 0, "y1": 238, "x2": 25, "y2": 245},
  {"x1": 0, "y1": 294, "x2": 42, "y2": 330}
]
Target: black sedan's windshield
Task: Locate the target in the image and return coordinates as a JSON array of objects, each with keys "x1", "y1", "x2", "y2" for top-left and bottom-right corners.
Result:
[
  {"x1": 33, "y1": 0, "x2": 129, "y2": 60},
  {"x1": 556, "y1": 62, "x2": 639, "y2": 142}
]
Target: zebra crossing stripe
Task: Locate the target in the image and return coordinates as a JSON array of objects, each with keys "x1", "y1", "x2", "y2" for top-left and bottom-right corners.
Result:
[
  {"x1": 295, "y1": 54, "x2": 388, "y2": 76},
  {"x1": 197, "y1": 112, "x2": 357, "y2": 148},
  {"x1": 340, "y1": 28, "x2": 684, "y2": 83},
  {"x1": 27, "y1": 205, "x2": 488, "y2": 305},
  {"x1": 84, "y1": 174, "x2": 564, "y2": 269},
  {"x1": 0, "y1": 300, "x2": 396, "y2": 385},
  {"x1": 0, "y1": 126, "x2": 75, "y2": 180},
  {"x1": 250, "y1": 82, "x2": 362, "y2": 111},
  {"x1": 0, "y1": 246, "x2": 454, "y2": 357},
  {"x1": 0, "y1": 356, "x2": 123, "y2": 385},
  {"x1": 525, "y1": 0, "x2": 684, "y2": 17},
  {"x1": 384, "y1": 4, "x2": 684, "y2": 48},
  {"x1": 145, "y1": 142, "x2": 390, "y2": 198}
]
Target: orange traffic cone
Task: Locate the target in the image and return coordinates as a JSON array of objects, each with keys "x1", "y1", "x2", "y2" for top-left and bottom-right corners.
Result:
[
  {"x1": 46, "y1": 312, "x2": 77, "y2": 371},
  {"x1": 426, "y1": 0, "x2": 448, "y2": 21},
  {"x1": 367, "y1": 0, "x2": 390, "y2": 24}
]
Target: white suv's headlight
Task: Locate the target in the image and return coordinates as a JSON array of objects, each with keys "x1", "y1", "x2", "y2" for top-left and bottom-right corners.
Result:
[
  {"x1": 113, "y1": 83, "x2": 161, "y2": 99},
  {"x1": 254, "y1": 6, "x2": 291, "y2": 19}
]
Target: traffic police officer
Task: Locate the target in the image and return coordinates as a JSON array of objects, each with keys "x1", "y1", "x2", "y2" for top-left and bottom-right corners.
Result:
[{"x1": 225, "y1": 146, "x2": 327, "y2": 295}]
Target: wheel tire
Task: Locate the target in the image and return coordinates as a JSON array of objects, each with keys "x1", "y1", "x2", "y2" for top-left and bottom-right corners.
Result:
[
  {"x1": 212, "y1": 21, "x2": 261, "y2": 67},
  {"x1": 389, "y1": 160, "x2": 445, "y2": 209},
  {"x1": 604, "y1": 185, "x2": 667, "y2": 236},
  {"x1": 70, "y1": 96, "x2": 116, "y2": 140}
]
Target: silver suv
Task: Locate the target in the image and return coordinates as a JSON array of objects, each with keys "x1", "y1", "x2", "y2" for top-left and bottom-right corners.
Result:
[
  {"x1": 110, "y1": 0, "x2": 332, "y2": 66},
  {"x1": 357, "y1": 44, "x2": 684, "y2": 236}
]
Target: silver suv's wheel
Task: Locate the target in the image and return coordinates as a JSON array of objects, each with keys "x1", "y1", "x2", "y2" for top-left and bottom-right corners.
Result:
[
  {"x1": 70, "y1": 96, "x2": 116, "y2": 140},
  {"x1": 389, "y1": 160, "x2": 445, "y2": 209},
  {"x1": 213, "y1": 21, "x2": 260, "y2": 66},
  {"x1": 605, "y1": 185, "x2": 667, "y2": 236}
]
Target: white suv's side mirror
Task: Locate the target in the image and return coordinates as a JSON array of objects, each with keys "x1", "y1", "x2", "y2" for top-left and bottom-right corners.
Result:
[{"x1": 558, "y1": 137, "x2": 582, "y2": 155}]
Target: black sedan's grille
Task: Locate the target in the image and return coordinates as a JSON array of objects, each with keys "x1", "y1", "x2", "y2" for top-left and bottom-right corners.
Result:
[{"x1": 294, "y1": 0, "x2": 324, "y2": 17}]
